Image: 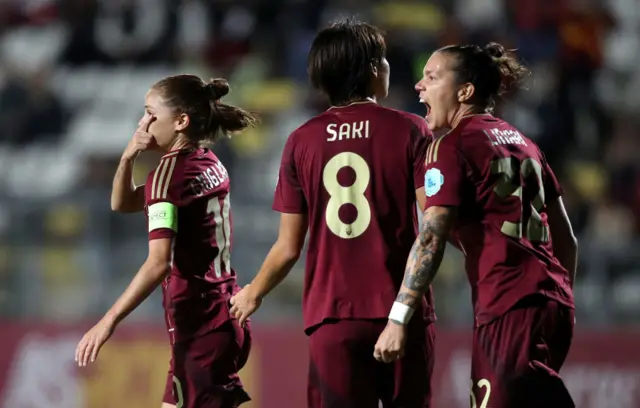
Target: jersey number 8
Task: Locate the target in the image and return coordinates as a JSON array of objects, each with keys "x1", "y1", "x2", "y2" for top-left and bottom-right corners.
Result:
[{"x1": 322, "y1": 152, "x2": 372, "y2": 239}]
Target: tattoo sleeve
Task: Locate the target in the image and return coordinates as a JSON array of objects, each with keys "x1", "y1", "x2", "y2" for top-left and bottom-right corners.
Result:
[{"x1": 395, "y1": 206, "x2": 453, "y2": 308}]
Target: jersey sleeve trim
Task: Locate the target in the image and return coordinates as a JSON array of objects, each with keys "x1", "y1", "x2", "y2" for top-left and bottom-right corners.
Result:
[
  {"x1": 426, "y1": 134, "x2": 446, "y2": 165},
  {"x1": 272, "y1": 203, "x2": 306, "y2": 214},
  {"x1": 150, "y1": 155, "x2": 178, "y2": 201},
  {"x1": 424, "y1": 133, "x2": 466, "y2": 207},
  {"x1": 148, "y1": 202, "x2": 178, "y2": 232}
]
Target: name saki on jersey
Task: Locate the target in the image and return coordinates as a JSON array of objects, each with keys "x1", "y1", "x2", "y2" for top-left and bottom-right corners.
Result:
[
  {"x1": 190, "y1": 161, "x2": 229, "y2": 196},
  {"x1": 326, "y1": 120, "x2": 370, "y2": 142},
  {"x1": 486, "y1": 128, "x2": 527, "y2": 146}
]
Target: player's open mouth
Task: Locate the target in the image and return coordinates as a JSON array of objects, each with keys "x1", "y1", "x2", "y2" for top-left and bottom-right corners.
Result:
[{"x1": 420, "y1": 99, "x2": 431, "y2": 119}]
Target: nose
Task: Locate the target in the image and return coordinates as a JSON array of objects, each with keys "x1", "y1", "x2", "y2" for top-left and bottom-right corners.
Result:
[{"x1": 415, "y1": 81, "x2": 424, "y2": 92}]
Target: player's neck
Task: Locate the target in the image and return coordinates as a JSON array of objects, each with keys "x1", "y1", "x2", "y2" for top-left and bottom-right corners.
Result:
[
  {"x1": 166, "y1": 137, "x2": 197, "y2": 154},
  {"x1": 329, "y1": 97, "x2": 376, "y2": 110},
  {"x1": 450, "y1": 106, "x2": 492, "y2": 129}
]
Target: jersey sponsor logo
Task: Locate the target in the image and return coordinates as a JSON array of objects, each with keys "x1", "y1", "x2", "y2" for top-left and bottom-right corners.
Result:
[
  {"x1": 425, "y1": 168, "x2": 444, "y2": 197},
  {"x1": 148, "y1": 202, "x2": 178, "y2": 232}
]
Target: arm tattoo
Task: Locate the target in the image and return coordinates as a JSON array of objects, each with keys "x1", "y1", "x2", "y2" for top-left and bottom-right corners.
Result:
[
  {"x1": 395, "y1": 292, "x2": 418, "y2": 304},
  {"x1": 395, "y1": 207, "x2": 452, "y2": 308}
]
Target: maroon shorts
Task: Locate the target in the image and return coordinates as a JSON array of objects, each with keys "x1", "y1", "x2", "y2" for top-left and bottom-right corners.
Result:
[
  {"x1": 471, "y1": 296, "x2": 575, "y2": 408},
  {"x1": 307, "y1": 318, "x2": 435, "y2": 408},
  {"x1": 162, "y1": 320, "x2": 251, "y2": 408}
]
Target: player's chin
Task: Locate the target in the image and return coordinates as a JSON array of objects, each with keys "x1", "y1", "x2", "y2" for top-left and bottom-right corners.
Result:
[{"x1": 425, "y1": 115, "x2": 439, "y2": 131}]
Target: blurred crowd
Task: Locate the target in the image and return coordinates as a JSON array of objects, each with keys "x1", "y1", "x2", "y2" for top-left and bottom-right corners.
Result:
[{"x1": 0, "y1": 0, "x2": 638, "y2": 326}]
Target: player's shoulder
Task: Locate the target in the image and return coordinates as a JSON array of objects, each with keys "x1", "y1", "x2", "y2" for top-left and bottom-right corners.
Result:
[
  {"x1": 288, "y1": 112, "x2": 332, "y2": 142},
  {"x1": 153, "y1": 148, "x2": 212, "y2": 177},
  {"x1": 290, "y1": 105, "x2": 431, "y2": 141},
  {"x1": 443, "y1": 115, "x2": 546, "y2": 173},
  {"x1": 149, "y1": 148, "x2": 227, "y2": 201},
  {"x1": 453, "y1": 114, "x2": 529, "y2": 143},
  {"x1": 426, "y1": 115, "x2": 500, "y2": 168},
  {"x1": 153, "y1": 149, "x2": 185, "y2": 179},
  {"x1": 452, "y1": 114, "x2": 497, "y2": 138},
  {"x1": 176, "y1": 148, "x2": 229, "y2": 182},
  {"x1": 147, "y1": 150, "x2": 184, "y2": 202},
  {"x1": 445, "y1": 114, "x2": 511, "y2": 153}
]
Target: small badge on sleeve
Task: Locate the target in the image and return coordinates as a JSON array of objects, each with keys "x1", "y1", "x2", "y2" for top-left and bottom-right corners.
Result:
[{"x1": 425, "y1": 168, "x2": 444, "y2": 197}]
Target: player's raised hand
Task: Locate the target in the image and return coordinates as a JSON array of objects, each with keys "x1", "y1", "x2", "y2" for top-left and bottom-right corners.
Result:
[
  {"x1": 373, "y1": 321, "x2": 408, "y2": 363},
  {"x1": 123, "y1": 115, "x2": 157, "y2": 160},
  {"x1": 229, "y1": 284, "x2": 262, "y2": 327},
  {"x1": 75, "y1": 316, "x2": 116, "y2": 367}
]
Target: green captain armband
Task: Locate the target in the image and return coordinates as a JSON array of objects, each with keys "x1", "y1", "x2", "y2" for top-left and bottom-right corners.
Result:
[{"x1": 148, "y1": 202, "x2": 178, "y2": 233}]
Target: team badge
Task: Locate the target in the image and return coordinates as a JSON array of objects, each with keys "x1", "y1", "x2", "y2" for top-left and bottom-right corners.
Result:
[{"x1": 425, "y1": 168, "x2": 444, "y2": 197}]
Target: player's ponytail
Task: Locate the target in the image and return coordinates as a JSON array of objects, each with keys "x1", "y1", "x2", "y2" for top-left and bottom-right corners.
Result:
[
  {"x1": 204, "y1": 78, "x2": 259, "y2": 144},
  {"x1": 438, "y1": 42, "x2": 530, "y2": 113},
  {"x1": 482, "y1": 42, "x2": 530, "y2": 97},
  {"x1": 152, "y1": 74, "x2": 258, "y2": 145}
]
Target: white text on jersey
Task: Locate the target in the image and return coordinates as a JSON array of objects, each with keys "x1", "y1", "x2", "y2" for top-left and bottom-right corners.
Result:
[
  {"x1": 487, "y1": 128, "x2": 527, "y2": 146},
  {"x1": 191, "y1": 161, "x2": 229, "y2": 196},
  {"x1": 326, "y1": 121, "x2": 370, "y2": 142}
]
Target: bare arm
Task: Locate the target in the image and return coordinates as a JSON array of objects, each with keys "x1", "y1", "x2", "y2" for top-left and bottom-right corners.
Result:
[
  {"x1": 112, "y1": 115, "x2": 156, "y2": 213},
  {"x1": 374, "y1": 205, "x2": 455, "y2": 362},
  {"x1": 105, "y1": 238, "x2": 172, "y2": 325},
  {"x1": 415, "y1": 186, "x2": 426, "y2": 212},
  {"x1": 230, "y1": 213, "x2": 308, "y2": 326},
  {"x1": 546, "y1": 197, "x2": 578, "y2": 287},
  {"x1": 111, "y1": 157, "x2": 145, "y2": 213},
  {"x1": 75, "y1": 237, "x2": 171, "y2": 366},
  {"x1": 247, "y1": 213, "x2": 308, "y2": 299},
  {"x1": 392, "y1": 206, "x2": 455, "y2": 316}
]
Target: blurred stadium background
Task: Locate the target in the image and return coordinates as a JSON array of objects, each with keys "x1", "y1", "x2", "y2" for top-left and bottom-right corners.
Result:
[{"x1": 0, "y1": 0, "x2": 638, "y2": 407}]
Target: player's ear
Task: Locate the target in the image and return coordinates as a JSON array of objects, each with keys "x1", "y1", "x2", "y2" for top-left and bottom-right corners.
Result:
[
  {"x1": 370, "y1": 60, "x2": 379, "y2": 78},
  {"x1": 457, "y1": 83, "x2": 474, "y2": 103},
  {"x1": 174, "y1": 113, "x2": 189, "y2": 132}
]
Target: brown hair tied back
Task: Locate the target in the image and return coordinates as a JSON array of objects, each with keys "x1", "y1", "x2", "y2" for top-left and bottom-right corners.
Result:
[
  {"x1": 153, "y1": 74, "x2": 258, "y2": 145},
  {"x1": 439, "y1": 42, "x2": 530, "y2": 113},
  {"x1": 205, "y1": 78, "x2": 230, "y2": 102},
  {"x1": 482, "y1": 42, "x2": 530, "y2": 97}
]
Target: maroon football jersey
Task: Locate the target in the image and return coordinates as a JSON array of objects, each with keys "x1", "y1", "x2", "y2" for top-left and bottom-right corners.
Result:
[
  {"x1": 144, "y1": 148, "x2": 237, "y2": 343},
  {"x1": 423, "y1": 114, "x2": 574, "y2": 325},
  {"x1": 273, "y1": 101, "x2": 435, "y2": 332}
]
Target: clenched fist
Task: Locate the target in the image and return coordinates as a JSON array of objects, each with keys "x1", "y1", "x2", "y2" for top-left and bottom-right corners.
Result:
[{"x1": 373, "y1": 320, "x2": 408, "y2": 363}]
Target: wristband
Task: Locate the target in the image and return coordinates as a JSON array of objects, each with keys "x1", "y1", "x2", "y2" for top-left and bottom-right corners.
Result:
[{"x1": 388, "y1": 301, "x2": 415, "y2": 325}]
